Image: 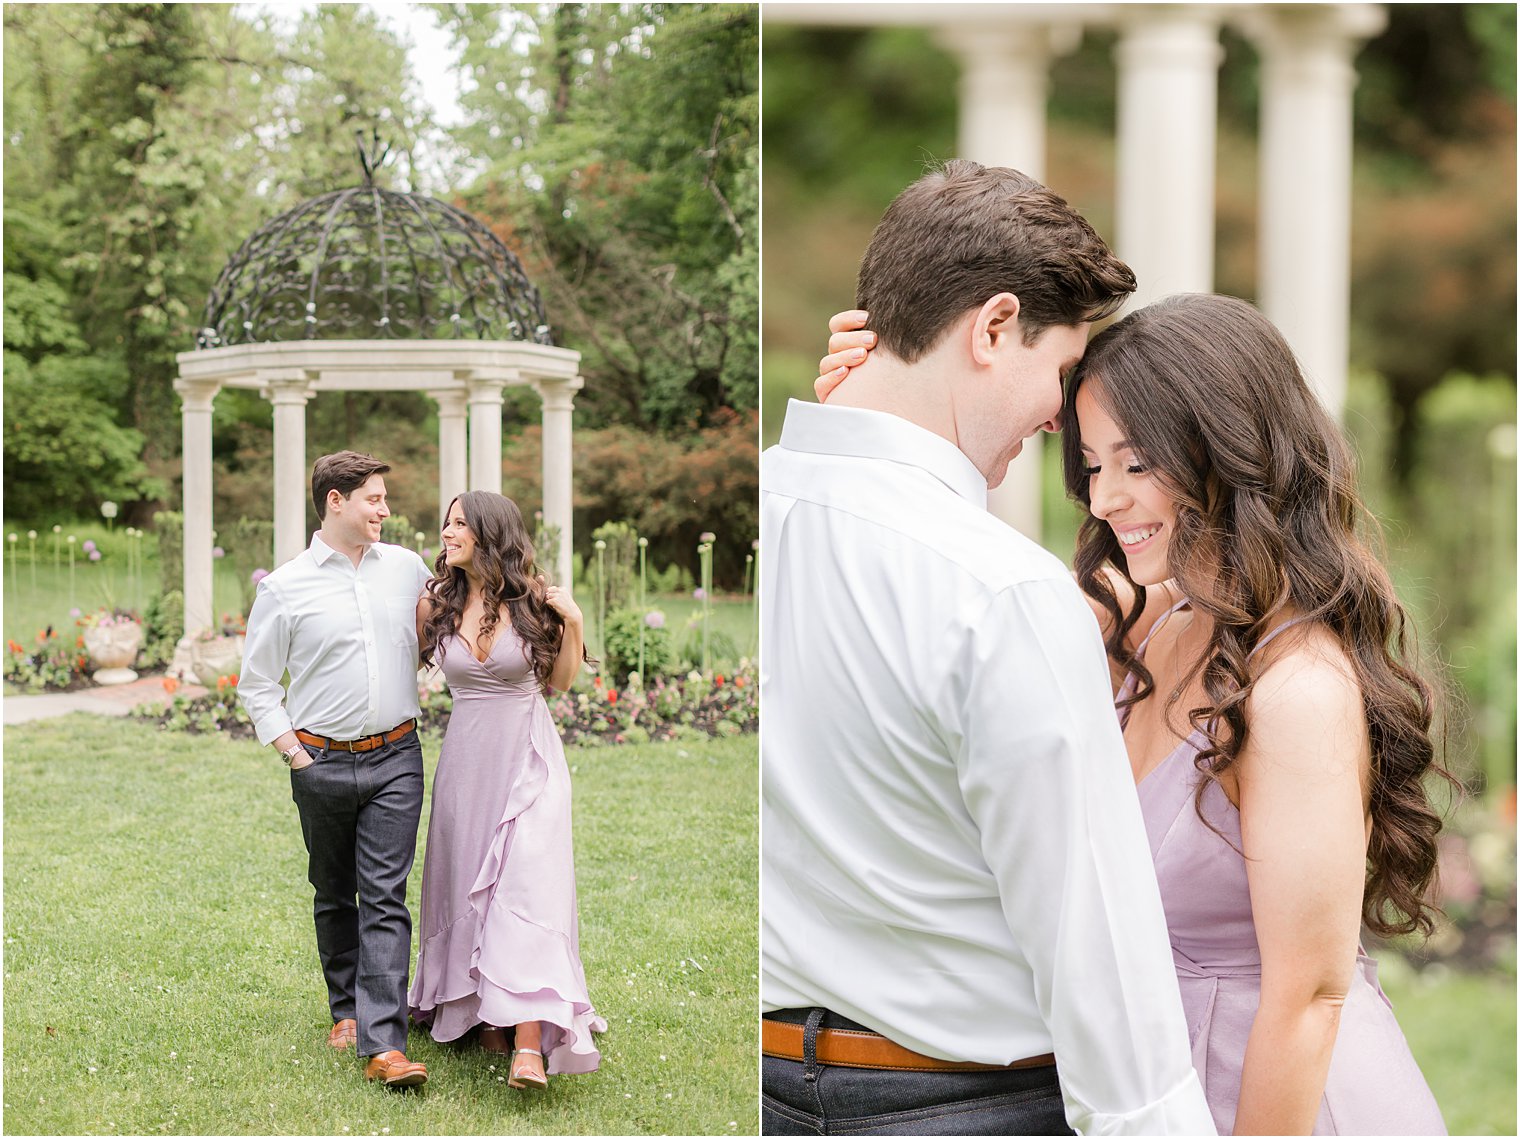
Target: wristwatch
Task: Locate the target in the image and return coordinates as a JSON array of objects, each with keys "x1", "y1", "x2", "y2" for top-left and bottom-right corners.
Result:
[{"x1": 281, "y1": 743, "x2": 306, "y2": 766}]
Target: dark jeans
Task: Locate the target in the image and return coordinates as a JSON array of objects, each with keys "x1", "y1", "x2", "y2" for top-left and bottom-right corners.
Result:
[
  {"x1": 762, "y1": 1010, "x2": 1074, "y2": 1136},
  {"x1": 290, "y1": 728, "x2": 424, "y2": 1057}
]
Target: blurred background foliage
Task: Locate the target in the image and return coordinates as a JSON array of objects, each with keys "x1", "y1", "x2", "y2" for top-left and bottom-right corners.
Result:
[{"x1": 3, "y1": 2, "x2": 757, "y2": 585}]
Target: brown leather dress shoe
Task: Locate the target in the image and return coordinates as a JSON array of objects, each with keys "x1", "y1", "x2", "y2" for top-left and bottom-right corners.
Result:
[
  {"x1": 478, "y1": 1025, "x2": 511, "y2": 1056},
  {"x1": 364, "y1": 1050, "x2": 428, "y2": 1088},
  {"x1": 328, "y1": 1019, "x2": 358, "y2": 1049}
]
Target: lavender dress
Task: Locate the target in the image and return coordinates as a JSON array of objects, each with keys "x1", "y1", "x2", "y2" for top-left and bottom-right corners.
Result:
[
  {"x1": 1125, "y1": 601, "x2": 1444, "y2": 1135},
  {"x1": 407, "y1": 629, "x2": 605, "y2": 1074}
]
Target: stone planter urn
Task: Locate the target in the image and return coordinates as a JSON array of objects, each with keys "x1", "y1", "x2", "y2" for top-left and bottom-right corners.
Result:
[
  {"x1": 84, "y1": 622, "x2": 143, "y2": 685},
  {"x1": 190, "y1": 634, "x2": 245, "y2": 689}
]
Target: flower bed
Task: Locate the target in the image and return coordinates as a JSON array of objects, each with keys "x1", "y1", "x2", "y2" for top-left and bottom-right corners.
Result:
[
  {"x1": 3, "y1": 627, "x2": 95, "y2": 693},
  {"x1": 133, "y1": 662, "x2": 758, "y2": 748}
]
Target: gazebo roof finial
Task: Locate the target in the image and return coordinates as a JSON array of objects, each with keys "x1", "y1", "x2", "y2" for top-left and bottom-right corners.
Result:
[{"x1": 356, "y1": 128, "x2": 390, "y2": 187}]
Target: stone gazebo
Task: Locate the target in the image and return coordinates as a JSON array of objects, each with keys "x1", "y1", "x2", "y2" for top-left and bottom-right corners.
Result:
[{"x1": 173, "y1": 163, "x2": 581, "y2": 638}]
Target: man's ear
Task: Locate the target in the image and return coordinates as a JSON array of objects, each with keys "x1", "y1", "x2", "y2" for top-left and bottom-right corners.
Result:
[
  {"x1": 327, "y1": 488, "x2": 345, "y2": 516},
  {"x1": 969, "y1": 293, "x2": 1022, "y2": 367}
]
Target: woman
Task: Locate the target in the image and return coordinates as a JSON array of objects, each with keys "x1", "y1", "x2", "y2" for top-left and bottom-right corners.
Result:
[
  {"x1": 817, "y1": 295, "x2": 1451, "y2": 1135},
  {"x1": 407, "y1": 490, "x2": 606, "y2": 1089}
]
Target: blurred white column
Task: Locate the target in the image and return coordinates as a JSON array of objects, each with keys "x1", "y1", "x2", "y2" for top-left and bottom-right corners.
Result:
[
  {"x1": 1242, "y1": 4, "x2": 1386, "y2": 419},
  {"x1": 265, "y1": 374, "x2": 313, "y2": 568},
  {"x1": 538, "y1": 378, "x2": 580, "y2": 587},
  {"x1": 1115, "y1": 6, "x2": 1224, "y2": 309},
  {"x1": 467, "y1": 376, "x2": 505, "y2": 495},
  {"x1": 174, "y1": 378, "x2": 221, "y2": 638},
  {"x1": 937, "y1": 20, "x2": 1079, "y2": 540},
  {"x1": 430, "y1": 387, "x2": 469, "y2": 528}
]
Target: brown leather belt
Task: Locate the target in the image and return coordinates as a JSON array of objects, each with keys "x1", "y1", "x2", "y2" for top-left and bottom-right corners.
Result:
[
  {"x1": 761, "y1": 1019, "x2": 1055, "y2": 1073},
  {"x1": 295, "y1": 719, "x2": 417, "y2": 753}
]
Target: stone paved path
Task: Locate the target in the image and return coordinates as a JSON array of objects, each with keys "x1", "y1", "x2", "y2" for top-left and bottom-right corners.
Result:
[{"x1": 3, "y1": 674, "x2": 208, "y2": 725}]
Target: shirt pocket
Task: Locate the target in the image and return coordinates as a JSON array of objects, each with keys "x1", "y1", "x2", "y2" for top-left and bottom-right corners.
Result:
[{"x1": 388, "y1": 595, "x2": 420, "y2": 650}]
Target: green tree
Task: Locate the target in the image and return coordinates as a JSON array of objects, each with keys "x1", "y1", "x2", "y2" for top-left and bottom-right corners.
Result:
[{"x1": 435, "y1": 3, "x2": 759, "y2": 431}]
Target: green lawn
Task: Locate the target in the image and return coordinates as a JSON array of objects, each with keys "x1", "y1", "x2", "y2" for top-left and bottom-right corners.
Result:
[
  {"x1": 1378, "y1": 961, "x2": 1516, "y2": 1136},
  {"x1": 3, "y1": 716, "x2": 758, "y2": 1136}
]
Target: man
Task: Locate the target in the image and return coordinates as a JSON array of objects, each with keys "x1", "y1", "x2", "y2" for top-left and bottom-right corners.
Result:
[
  {"x1": 239, "y1": 451, "x2": 433, "y2": 1088},
  {"x1": 761, "y1": 162, "x2": 1215, "y2": 1135}
]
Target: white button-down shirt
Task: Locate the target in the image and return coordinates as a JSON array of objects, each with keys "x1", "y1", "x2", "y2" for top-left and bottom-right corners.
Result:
[
  {"x1": 761, "y1": 400, "x2": 1214, "y2": 1136},
  {"x1": 239, "y1": 534, "x2": 432, "y2": 746}
]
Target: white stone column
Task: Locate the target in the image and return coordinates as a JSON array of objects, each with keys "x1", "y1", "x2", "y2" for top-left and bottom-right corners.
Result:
[
  {"x1": 1242, "y1": 4, "x2": 1386, "y2": 418},
  {"x1": 936, "y1": 20, "x2": 1078, "y2": 541},
  {"x1": 174, "y1": 377, "x2": 221, "y2": 639},
  {"x1": 1115, "y1": 6, "x2": 1224, "y2": 309},
  {"x1": 430, "y1": 388, "x2": 469, "y2": 527},
  {"x1": 466, "y1": 376, "x2": 506, "y2": 495},
  {"x1": 265, "y1": 374, "x2": 314, "y2": 568},
  {"x1": 538, "y1": 379, "x2": 579, "y2": 588}
]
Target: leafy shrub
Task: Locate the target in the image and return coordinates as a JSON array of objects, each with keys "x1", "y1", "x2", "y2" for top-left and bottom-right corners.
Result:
[
  {"x1": 380, "y1": 514, "x2": 417, "y2": 550},
  {"x1": 153, "y1": 510, "x2": 183, "y2": 596},
  {"x1": 229, "y1": 517, "x2": 273, "y2": 613},
  {"x1": 679, "y1": 624, "x2": 740, "y2": 673},
  {"x1": 648, "y1": 562, "x2": 695, "y2": 595},
  {"x1": 501, "y1": 408, "x2": 758, "y2": 589},
  {"x1": 602, "y1": 606, "x2": 677, "y2": 684},
  {"x1": 140, "y1": 590, "x2": 184, "y2": 668}
]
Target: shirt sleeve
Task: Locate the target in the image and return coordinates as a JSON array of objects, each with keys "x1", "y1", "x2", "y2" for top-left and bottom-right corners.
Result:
[
  {"x1": 411, "y1": 549, "x2": 433, "y2": 593},
  {"x1": 237, "y1": 577, "x2": 294, "y2": 746},
  {"x1": 952, "y1": 576, "x2": 1216, "y2": 1136}
]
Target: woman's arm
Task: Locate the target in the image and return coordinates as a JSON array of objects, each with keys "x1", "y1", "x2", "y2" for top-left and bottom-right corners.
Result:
[
  {"x1": 416, "y1": 592, "x2": 436, "y2": 646},
  {"x1": 541, "y1": 578, "x2": 586, "y2": 691},
  {"x1": 1232, "y1": 640, "x2": 1370, "y2": 1134}
]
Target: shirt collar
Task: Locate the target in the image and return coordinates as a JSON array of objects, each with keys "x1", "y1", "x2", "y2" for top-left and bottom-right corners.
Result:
[
  {"x1": 309, "y1": 532, "x2": 380, "y2": 566},
  {"x1": 776, "y1": 399, "x2": 989, "y2": 509}
]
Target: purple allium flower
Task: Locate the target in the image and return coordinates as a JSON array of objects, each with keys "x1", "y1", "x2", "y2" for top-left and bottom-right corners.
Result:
[
  {"x1": 422, "y1": 547, "x2": 434, "y2": 560},
  {"x1": 251, "y1": 568, "x2": 270, "y2": 585},
  {"x1": 82, "y1": 539, "x2": 97, "y2": 554},
  {"x1": 88, "y1": 549, "x2": 102, "y2": 561},
  {"x1": 699, "y1": 531, "x2": 716, "y2": 544},
  {"x1": 69, "y1": 607, "x2": 81, "y2": 618},
  {"x1": 693, "y1": 588, "x2": 707, "y2": 601},
  {"x1": 212, "y1": 546, "x2": 225, "y2": 558},
  {"x1": 644, "y1": 610, "x2": 666, "y2": 629}
]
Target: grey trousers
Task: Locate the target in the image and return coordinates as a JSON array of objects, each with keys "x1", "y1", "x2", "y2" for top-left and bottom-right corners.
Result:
[{"x1": 290, "y1": 729, "x2": 424, "y2": 1057}]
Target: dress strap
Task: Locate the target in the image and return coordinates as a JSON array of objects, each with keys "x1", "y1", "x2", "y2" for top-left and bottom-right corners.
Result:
[
  {"x1": 1133, "y1": 595, "x2": 1192, "y2": 660},
  {"x1": 1116, "y1": 594, "x2": 1191, "y2": 722},
  {"x1": 1246, "y1": 615, "x2": 1311, "y2": 659}
]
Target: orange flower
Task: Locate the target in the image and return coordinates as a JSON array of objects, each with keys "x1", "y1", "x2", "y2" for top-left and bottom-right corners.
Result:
[
  {"x1": 76, "y1": 636, "x2": 85, "y2": 648},
  {"x1": 734, "y1": 675, "x2": 746, "y2": 688},
  {"x1": 593, "y1": 675, "x2": 604, "y2": 688},
  {"x1": 7, "y1": 639, "x2": 22, "y2": 654},
  {"x1": 608, "y1": 689, "x2": 618, "y2": 704},
  {"x1": 162, "y1": 677, "x2": 180, "y2": 694},
  {"x1": 715, "y1": 674, "x2": 725, "y2": 686}
]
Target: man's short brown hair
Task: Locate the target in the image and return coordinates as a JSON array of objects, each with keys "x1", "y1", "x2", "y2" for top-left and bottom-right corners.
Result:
[
  {"x1": 312, "y1": 451, "x2": 390, "y2": 520},
  {"x1": 855, "y1": 160, "x2": 1136, "y2": 362}
]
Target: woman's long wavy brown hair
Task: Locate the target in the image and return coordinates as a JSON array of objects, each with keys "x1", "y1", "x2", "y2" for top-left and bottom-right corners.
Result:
[
  {"x1": 420, "y1": 491, "x2": 587, "y2": 692},
  {"x1": 1060, "y1": 293, "x2": 1457, "y2": 937}
]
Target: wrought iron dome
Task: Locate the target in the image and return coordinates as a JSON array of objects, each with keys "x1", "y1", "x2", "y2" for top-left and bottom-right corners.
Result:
[{"x1": 197, "y1": 140, "x2": 552, "y2": 350}]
